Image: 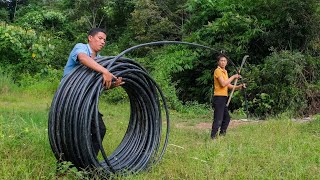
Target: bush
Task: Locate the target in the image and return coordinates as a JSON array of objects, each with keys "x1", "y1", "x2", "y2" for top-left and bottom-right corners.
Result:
[
  {"x1": 18, "y1": 67, "x2": 61, "y2": 97},
  {"x1": 0, "y1": 22, "x2": 55, "y2": 79},
  {"x1": 149, "y1": 46, "x2": 199, "y2": 109},
  {"x1": 247, "y1": 51, "x2": 320, "y2": 117}
]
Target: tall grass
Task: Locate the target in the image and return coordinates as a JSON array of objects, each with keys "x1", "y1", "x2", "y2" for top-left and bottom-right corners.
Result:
[
  {"x1": 0, "y1": 68, "x2": 17, "y2": 94},
  {"x1": 0, "y1": 76, "x2": 319, "y2": 179}
]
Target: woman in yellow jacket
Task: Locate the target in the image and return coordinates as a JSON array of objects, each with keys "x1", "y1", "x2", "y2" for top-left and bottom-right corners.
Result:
[{"x1": 211, "y1": 54, "x2": 245, "y2": 139}]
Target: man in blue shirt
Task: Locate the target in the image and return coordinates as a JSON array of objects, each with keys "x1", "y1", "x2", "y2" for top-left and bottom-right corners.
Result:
[
  {"x1": 63, "y1": 28, "x2": 123, "y2": 156},
  {"x1": 63, "y1": 28, "x2": 122, "y2": 88}
]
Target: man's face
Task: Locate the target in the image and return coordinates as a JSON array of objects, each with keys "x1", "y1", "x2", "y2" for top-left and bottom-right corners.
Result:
[{"x1": 88, "y1": 32, "x2": 107, "y2": 53}]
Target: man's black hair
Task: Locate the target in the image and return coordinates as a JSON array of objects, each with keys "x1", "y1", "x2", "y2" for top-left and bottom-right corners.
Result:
[{"x1": 88, "y1": 28, "x2": 106, "y2": 36}]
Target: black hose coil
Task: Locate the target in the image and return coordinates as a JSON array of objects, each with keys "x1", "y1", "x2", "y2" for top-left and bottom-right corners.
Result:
[{"x1": 48, "y1": 41, "x2": 220, "y2": 175}]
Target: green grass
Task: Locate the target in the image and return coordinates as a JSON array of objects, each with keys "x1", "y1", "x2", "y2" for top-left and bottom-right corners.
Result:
[{"x1": 0, "y1": 83, "x2": 320, "y2": 179}]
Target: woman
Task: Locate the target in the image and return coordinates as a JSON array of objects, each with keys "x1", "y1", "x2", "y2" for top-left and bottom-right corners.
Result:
[{"x1": 211, "y1": 54, "x2": 245, "y2": 139}]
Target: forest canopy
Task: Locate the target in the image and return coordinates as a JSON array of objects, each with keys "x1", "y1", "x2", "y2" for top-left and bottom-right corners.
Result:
[{"x1": 0, "y1": 0, "x2": 319, "y2": 117}]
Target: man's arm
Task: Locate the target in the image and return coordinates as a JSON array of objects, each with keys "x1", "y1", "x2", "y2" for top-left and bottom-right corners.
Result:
[{"x1": 78, "y1": 53, "x2": 120, "y2": 89}]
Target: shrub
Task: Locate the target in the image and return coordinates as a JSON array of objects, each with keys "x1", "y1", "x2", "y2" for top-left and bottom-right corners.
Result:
[
  {"x1": 247, "y1": 51, "x2": 320, "y2": 117},
  {"x1": 18, "y1": 66, "x2": 61, "y2": 97},
  {"x1": 149, "y1": 46, "x2": 199, "y2": 110},
  {"x1": 0, "y1": 22, "x2": 55, "y2": 80}
]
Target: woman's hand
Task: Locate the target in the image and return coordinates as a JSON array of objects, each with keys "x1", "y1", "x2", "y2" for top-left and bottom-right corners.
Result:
[{"x1": 233, "y1": 74, "x2": 241, "y2": 79}]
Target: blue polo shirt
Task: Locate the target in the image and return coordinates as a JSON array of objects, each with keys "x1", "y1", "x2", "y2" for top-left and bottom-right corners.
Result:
[{"x1": 63, "y1": 43, "x2": 101, "y2": 78}]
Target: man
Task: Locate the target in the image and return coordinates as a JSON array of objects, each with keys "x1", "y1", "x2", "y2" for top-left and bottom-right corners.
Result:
[
  {"x1": 63, "y1": 28, "x2": 123, "y2": 155},
  {"x1": 63, "y1": 28, "x2": 122, "y2": 88}
]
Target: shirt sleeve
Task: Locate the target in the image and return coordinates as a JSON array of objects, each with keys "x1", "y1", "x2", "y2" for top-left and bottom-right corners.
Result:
[
  {"x1": 70, "y1": 43, "x2": 88, "y2": 63},
  {"x1": 214, "y1": 69, "x2": 222, "y2": 79}
]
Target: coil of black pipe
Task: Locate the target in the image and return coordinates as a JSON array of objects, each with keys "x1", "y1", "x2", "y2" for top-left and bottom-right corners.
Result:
[{"x1": 48, "y1": 41, "x2": 222, "y2": 176}]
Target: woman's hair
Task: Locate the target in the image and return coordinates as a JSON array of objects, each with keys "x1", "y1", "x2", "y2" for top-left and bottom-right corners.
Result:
[{"x1": 217, "y1": 54, "x2": 229, "y2": 62}]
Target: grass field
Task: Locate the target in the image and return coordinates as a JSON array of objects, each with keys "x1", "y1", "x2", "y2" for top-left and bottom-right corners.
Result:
[{"x1": 0, "y1": 83, "x2": 319, "y2": 179}]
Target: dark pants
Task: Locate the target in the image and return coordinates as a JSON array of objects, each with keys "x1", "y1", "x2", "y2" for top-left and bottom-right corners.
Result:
[
  {"x1": 211, "y1": 96, "x2": 230, "y2": 138},
  {"x1": 91, "y1": 112, "x2": 106, "y2": 156}
]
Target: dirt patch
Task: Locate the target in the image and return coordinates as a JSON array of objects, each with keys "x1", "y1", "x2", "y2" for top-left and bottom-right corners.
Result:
[
  {"x1": 176, "y1": 117, "x2": 314, "y2": 130},
  {"x1": 291, "y1": 117, "x2": 313, "y2": 123},
  {"x1": 195, "y1": 120, "x2": 259, "y2": 129},
  {"x1": 176, "y1": 120, "x2": 260, "y2": 130}
]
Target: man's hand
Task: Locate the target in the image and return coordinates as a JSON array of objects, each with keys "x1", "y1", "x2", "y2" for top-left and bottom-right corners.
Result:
[
  {"x1": 101, "y1": 69, "x2": 115, "y2": 89},
  {"x1": 101, "y1": 69, "x2": 124, "y2": 89},
  {"x1": 111, "y1": 77, "x2": 125, "y2": 88}
]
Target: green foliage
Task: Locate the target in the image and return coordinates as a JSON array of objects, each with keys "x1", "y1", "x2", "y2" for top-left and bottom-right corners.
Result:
[
  {"x1": 18, "y1": 67, "x2": 61, "y2": 97},
  {"x1": 255, "y1": 0, "x2": 319, "y2": 51},
  {"x1": 171, "y1": 60, "x2": 213, "y2": 104},
  {"x1": 184, "y1": 0, "x2": 219, "y2": 32},
  {"x1": 0, "y1": 22, "x2": 55, "y2": 79},
  {"x1": 185, "y1": 0, "x2": 265, "y2": 62},
  {"x1": 102, "y1": 0, "x2": 135, "y2": 40},
  {"x1": 178, "y1": 101, "x2": 211, "y2": 115},
  {"x1": 0, "y1": 65, "x2": 60, "y2": 99},
  {"x1": 0, "y1": 7, "x2": 8, "y2": 22},
  {"x1": 129, "y1": 0, "x2": 180, "y2": 43},
  {"x1": 249, "y1": 93, "x2": 275, "y2": 117},
  {"x1": 72, "y1": 0, "x2": 108, "y2": 28},
  {"x1": 0, "y1": 0, "x2": 319, "y2": 118},
  {"x1": 197, "y1": 9, "x2": 263, "y2": 59},
  {"x1": 185, "y1": 0, "x2": 320, "y2": 62},
  {"x1": 55, "y1": 161, "x2": 87, "y2": 179},
  {"x1": 115, "y1": 0, "x2": 185, "y2": 51},
  {"x1": 16, "y1": 9, "x2": 66, "y2": 31},
  {"x1": 149, "y1": 46, "x2": 199, "y2": 109},
  {"x1": 247, "y1": 51, "x2": 320, "y2": 116}
]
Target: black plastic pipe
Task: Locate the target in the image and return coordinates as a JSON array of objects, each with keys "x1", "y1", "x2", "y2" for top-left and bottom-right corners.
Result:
[{"x1": 48, "y1": 41, "x2": 224, "y2": 175}]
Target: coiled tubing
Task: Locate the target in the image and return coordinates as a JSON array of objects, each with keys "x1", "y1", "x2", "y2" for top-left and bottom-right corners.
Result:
[{"x1": 48, "y1": 41, "x2": 219, "y2": 175}]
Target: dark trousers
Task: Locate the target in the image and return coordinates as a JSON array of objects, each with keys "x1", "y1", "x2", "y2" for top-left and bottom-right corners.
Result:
[
  {"x1": 91, "y1": 112, "x2": 106, "y2": 156},
  {"x1": 211, "y1": 96, "x2": 230, "y2": 138}
]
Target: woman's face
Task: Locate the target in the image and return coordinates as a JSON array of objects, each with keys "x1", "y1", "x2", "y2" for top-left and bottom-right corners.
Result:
[{"x1": 218, "y1": 57, "x2": 228, "y2": 69}]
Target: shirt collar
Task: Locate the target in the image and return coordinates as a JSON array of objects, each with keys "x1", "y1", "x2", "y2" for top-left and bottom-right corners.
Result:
[
  {"x1": 87, "y1": 44, "x2": 100, "y2": 59},
  {"x1": 217, "y1": 66, "x2": 227, "y2": 73}
]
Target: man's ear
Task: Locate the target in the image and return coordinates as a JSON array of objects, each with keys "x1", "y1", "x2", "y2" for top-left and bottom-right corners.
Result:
[{"x1": 88, "y1": 35, "x2": 93, "y2": 42}]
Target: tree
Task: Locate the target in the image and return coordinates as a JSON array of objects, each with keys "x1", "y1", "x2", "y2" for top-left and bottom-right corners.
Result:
[
  {"x1": 71, "y1": 0, "x2": 108, "y2": 28},
  {"x1": 128, "y1": 0, "x2": 180, "y2": 42},
  {"x1": 0, "y1": 0, "x2": 27, "y2": 22}
]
